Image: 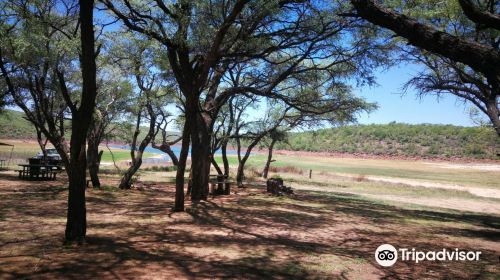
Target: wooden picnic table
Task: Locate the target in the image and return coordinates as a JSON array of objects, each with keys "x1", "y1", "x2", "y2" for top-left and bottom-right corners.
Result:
[{"x1": 18, "y1": 164, "x2": 61, "y2": 180}]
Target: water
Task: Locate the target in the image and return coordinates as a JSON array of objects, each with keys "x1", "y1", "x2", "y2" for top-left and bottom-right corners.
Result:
[{"x1": 109, "y1": 144, "x2": 238, "y2": 162}]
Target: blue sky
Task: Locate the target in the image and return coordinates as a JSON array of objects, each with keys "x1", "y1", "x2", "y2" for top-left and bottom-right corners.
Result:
[{"x1": 355, "y1": 65, "x2": 475, "y2": 126}]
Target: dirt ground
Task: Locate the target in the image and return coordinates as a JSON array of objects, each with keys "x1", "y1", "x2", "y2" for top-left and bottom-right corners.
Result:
[{"x1": 0, "y1": 172, "x2": 499, "y2": 279}]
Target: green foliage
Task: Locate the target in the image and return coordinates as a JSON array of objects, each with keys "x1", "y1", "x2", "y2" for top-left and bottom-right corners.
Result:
[
  {"x1": 143, "y1": 165, "x2": 177, "y2": 172},
  {"x1": 0, "y1": 110, "x2": 37, "y2": 139},
  {"x1": 276, "y1": 123, "x2": 499, "y2": 159}
]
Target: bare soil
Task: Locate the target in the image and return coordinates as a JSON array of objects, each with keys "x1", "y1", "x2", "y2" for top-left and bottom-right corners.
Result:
[{"x1": 0, "y1": 172, "x2": 499, "y2": 279}]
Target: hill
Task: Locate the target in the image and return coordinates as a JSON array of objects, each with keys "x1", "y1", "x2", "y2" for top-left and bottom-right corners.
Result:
[
  {"x1": 277, "y1": 123, "x2": 499, "y2": 159},
  {"x1": 1, "y1": 110, "x2": 498, "y2": 159},
  {"x1": 0, "y1": 109, "x2": 38, "y2": 139},
  {"x1": 0, "y1": 109, "x2": 179, "y2": 143}
]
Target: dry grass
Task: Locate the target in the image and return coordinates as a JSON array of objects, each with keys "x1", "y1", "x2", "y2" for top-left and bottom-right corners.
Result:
[
  {"x1": 268, "y1": 166, "x2": 305, "y2": 175},
  {"x1": 0, "y1": 171, "x2": 499, "y2": 279}
]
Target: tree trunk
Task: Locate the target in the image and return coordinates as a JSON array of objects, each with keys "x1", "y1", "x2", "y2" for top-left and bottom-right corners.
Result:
[
  {"x1": 174, "y1": 119, "x2": 190, "y2": 212},
  {"x1": 36, "y1": 130, "x2": 48, "y2": 159},
  {"x1": 350, "y1": 0, "x2": 500, "y2": 82},
  {"x1": 65, "y1": 0, "x2": 97, "y2": 243},
  {"x1": 221, "y1": 141, "x2": 230, "y2": 177},
  {"x1": 486, "y1": 97, "x2": 500, "y2": 136},
  {"x1": 186, "y1": 96, "x2": 211, "y2": 201},
  {"x1": 119, "y1": 154, "x2": 143, "y2": 189},
  {"x1": 262, "y1": 139, "x2": 277, "y2": 179},
  {"x1": 236, "y1": 161, "x2": 245, "y2": 187},
  {"x1": 211, "y1": 157, "x2": 223, "y2": 175},
  {"x1": 152, "y1": 142, "x2": 179, "y2": 166},
  {"x1": 163, "y1": 145, "x2": 179, "y2": 166},
  {"x1": 210, "y1": 157, "x2": 225, "y2": 195},
  {"x1": 87, "y1": 138, "x2": 102, "y2": 188},
  {"x1": 65, "y1": 141, "x2": 88, "y2": 243}
]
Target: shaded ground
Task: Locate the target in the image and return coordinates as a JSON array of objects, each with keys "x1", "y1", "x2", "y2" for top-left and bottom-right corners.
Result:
[{"x1": 0, "y1": 172, "x2": 499, "y2": 279}]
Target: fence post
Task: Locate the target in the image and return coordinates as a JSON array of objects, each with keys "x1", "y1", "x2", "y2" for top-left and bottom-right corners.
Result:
[{"x1": 309, "y1": 169, "x2": 312, "y2": 179}]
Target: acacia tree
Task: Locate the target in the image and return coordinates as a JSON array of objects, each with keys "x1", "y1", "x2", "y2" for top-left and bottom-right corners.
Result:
[
  {"x1": 102, "y1": 0, "x2": 384, "y2": 210},
  {"x1": 350, "y1": 0, "x2": 500, "y2": 135},
  {"x1": 108, "y1": 34, "x2": 176, "y2": 189},
  {"x1": 87, "y1": 78, "x2": 131, "y2": 188},
  {"x1": 261, "y1": 128, "x2": 288, "y2": 179},
  {"x1": 0, "y1": 0, "x2": 99, "y2": 242},
  {"x1": 231, "y1": 91, "x2": 374, "y2": 186}
]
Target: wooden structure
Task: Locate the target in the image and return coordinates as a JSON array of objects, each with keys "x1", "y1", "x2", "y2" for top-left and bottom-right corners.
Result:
[
  {"x1": 17, "y1": 158, "x2": 62, "y2": 180},
  {"x1": 209, "y1": 174, "x2": 231, "y2": 195},
  {"x1": 266, "y1": 178, "x2": 294, "y2": 196}
]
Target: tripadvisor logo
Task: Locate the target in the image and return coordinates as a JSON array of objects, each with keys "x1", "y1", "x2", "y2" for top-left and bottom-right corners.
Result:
[{"x1": 375, "y1": 244, "x2": 482, "y2": 267}]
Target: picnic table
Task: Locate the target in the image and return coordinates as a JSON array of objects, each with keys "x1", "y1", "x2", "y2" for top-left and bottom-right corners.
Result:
[
  {"x1": 18, "y1": 164, "x2": 60, "y2": 180},
  {"x1": 209, "y1": 174, "x2": 231, "y2": 195}
]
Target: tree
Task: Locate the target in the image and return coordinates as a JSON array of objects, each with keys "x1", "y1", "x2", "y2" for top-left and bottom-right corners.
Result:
[
  {"x1": 64, "y1": 0, "x2": 98, "y2": 242},
  {"x1": 350, "y1": 0, "x2": 500, "y2": 135},
  {"x1": 261, "y1": 128, "x2": 287, "y2": 179},
  {"x1": 0, "y1": 0, "x2": 99, "y2": 242},
  {"x1": 87, "y1": 78, "x2": 131, "y2": 188},
  {"x1": 107, "y1": 33, "x2": 176, "y2": 189},
  {"x1": 151, "y1": 112, "x2": 182, "y2": 166},
  {"x1": 102, "y1": 0, "x2": 385, "y2": 207}
]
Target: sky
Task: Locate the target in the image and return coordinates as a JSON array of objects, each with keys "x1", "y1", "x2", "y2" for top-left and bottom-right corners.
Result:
[
  {"x1": 8, "y1": 63, "x2": 477, "y2": 129},
  {"x1": 355, "y1": 65, "x2": 475, "y2": 127}
]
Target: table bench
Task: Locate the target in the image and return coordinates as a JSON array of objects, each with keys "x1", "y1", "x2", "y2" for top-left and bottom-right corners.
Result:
[
  {"x1": 209, "y1": 174, "x2": 232, "y2": 195},
  {"x1": 18, "y1": 164, "x2": 61, "y2": 181}
]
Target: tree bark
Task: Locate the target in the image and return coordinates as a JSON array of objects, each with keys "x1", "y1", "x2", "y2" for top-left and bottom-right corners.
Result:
[
  {"x1": 262, "y1": 139, "x2": 277, "y2": 179},
  {"x1": 221, "y1": 141, "x2": 230, "y2": 177},
  {"x1": 350, "y1": 0, "x2": 500, "y2": 83},
  {"x1": 236, "y1": 162, "x2": 245, "y2": 187},
  {"x1": 119, "y1": 103, "x2": 157, "y2": 189},
  {"x1": 457, "y1": 0, "x2": 500, "y2": 31},
  {"x1": 87, "y1": 139, "x2": 102, "y2": 188},
  {"x1": 186, "y1": 95, "x2": 212, "y2": 201},
  {"x1": 486, "y1": 96, "x2": 500, "y2": 136},
  {"x1": 174, "y1": 119, "x2": 190, "y2": 212},
  {"x1": 65, "y1": 143, "x2": 87, "y2": 243},
  {"x1": 152, "y1": 142, "x2": 179, "y2": 166},
  {"x1": 65, "y1": 0, "x2": 97, "y2": 243},
  {"x1": 119, "y1": 152, "x2": 143, "y2": 189}
]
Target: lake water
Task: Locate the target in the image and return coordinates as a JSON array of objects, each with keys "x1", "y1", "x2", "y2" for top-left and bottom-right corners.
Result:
[{"x1": 110, "y1": 144, "x2": 238, "y2": 163}]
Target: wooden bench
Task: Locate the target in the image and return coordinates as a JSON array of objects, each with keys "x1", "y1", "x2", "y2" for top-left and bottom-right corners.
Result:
[
  {"x1": 209, "y1": 174, "x2": 232, "y2": 195},
  {"x1": 18, "y1": 164, "x2": 60, "y2": 181},
  {"x1": 18, "y1": 169, "x2": 58, "y2": 180}
]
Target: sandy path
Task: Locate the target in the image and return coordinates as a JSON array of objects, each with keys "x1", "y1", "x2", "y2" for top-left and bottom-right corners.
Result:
[
  {"x1": 363, "y1": 176, "x2": 500, "y2": 199},
  {"x1": 291, "y1": 183, "x2": 500, "y2": 215}
]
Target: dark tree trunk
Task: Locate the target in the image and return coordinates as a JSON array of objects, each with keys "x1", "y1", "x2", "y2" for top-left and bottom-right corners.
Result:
[
  {"x1": 119, "y1": 155, "x2": 142, "y2": 189},
  {"x1": 210, "y1": 157, "x2": 225, "y2": 195},
  {"x1": 236, "y1": 162, "x2": 245, "y2": 187},
  {"x1": 262, "y1": 139, "x2": 277, "y2": 179},
  {"x1": 65, "y1": 143, "x2": 87, "y2": 243},
  {"x1": 350, "y1": 0, "x2": 500, "y2": 83},
  {"x1": 221, "y1": 141, "x2": 230, "y2": 177},
  {"x1": 186, "y1": 96, "x2": 212, "y2": 201},
  {"x1": 152, "y1": 142, "x2": 179, "y2": 166},
  {"x1": 163, "y1": 145, "x2": 179, "y2": 166},
  {"x1": 174, "y1": 120, "x2": 190, "y2": 212},
  {"x1": 36, "y1": 129, "x2": 48, "y2": 159},
  {"x1": 211, "y1": 157, "x2": 223, "y2": 175},
  {"x1": 65, "y1": 0, "x2": 97, "y2": 243},
  {"x1": 236, "y1": 135, "x2": 266, "y2": 187},
  {"x1": 119, "y1": 119, "x2": 156, "y2": 188},
  {"x1": 87, "y1": 137, "x2": 102, "y2": 188},
  {"x1": 486, "y1": 101, "x2": 500, "y2": 136}
]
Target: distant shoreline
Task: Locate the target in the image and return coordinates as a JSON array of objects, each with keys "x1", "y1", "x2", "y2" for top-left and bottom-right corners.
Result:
[{"x1": 2, "y1": 138, "x2": 498, "y2": 164}]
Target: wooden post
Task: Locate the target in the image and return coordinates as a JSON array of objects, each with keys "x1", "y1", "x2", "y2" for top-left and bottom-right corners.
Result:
[{"x1": 309, "y1": 169, "x2": 312, "y2": 179}]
